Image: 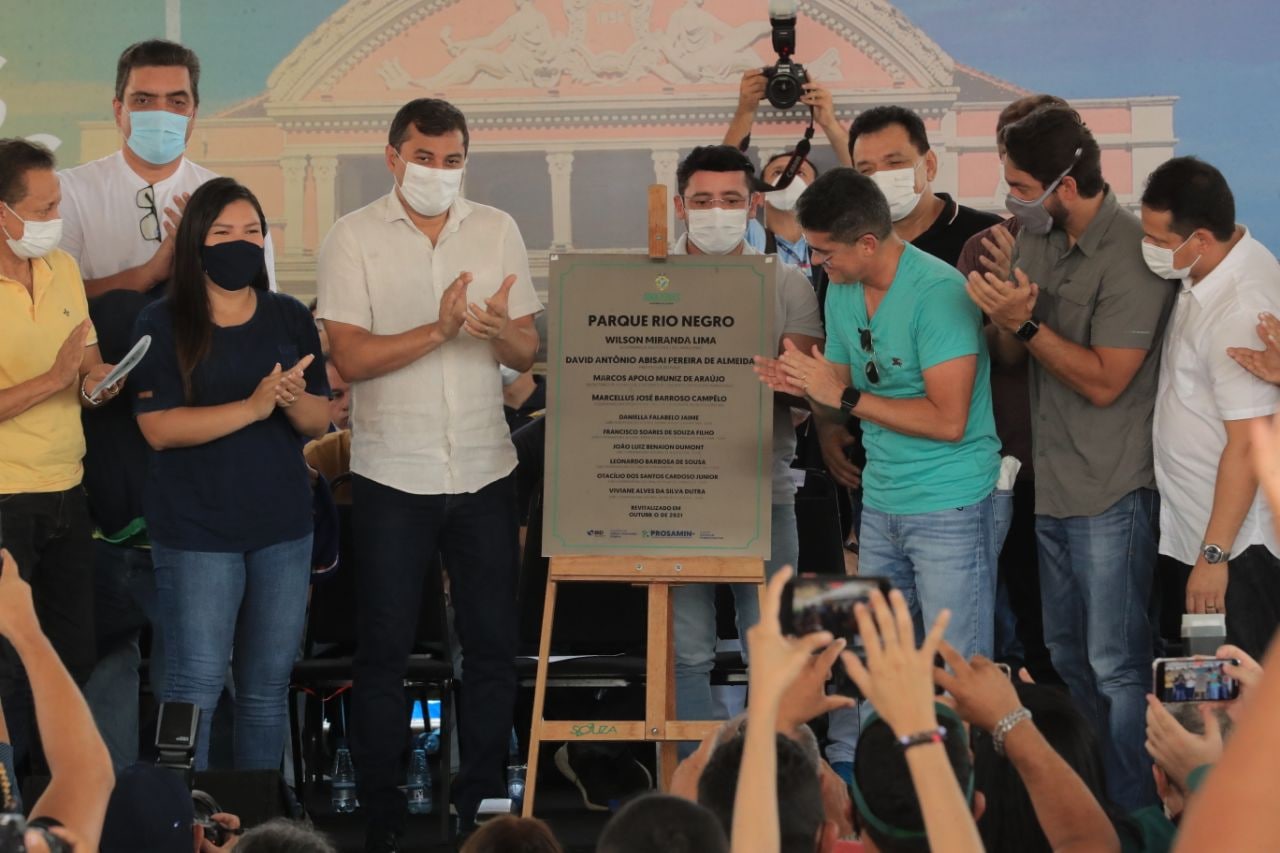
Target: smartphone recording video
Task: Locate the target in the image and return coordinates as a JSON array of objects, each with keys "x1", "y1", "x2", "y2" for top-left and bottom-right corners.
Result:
[
  {"x1": 1153, "y1": 657, "x2": 1240, "y2": 703},
  {"x1": 780, "y1": 575, "x2": 892, "y2": 643}
]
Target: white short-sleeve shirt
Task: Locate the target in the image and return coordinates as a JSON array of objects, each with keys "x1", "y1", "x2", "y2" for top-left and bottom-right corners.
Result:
[
  {"x1": 673, "y1": 234, "x2": 825, "y2": 504},
  {"x1": 1154, "y1": 229, "x2": 1280, "y2": 564},
  {"x1": 58, "y1": 151, "x2": 278, "y2": 289},
  {"x1": 316, "y1": 190, "x2": 543, "y2": 495}
]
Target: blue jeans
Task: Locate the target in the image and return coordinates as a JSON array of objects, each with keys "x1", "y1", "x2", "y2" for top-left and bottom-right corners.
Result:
[
  {"x1": 826, "y1": 491, "x2": 1001, "y2": 764},
  {"x1": 153, "y1": 533, "x2": 312, "y2": 771},
  {"x1": 674, "y1": 502, "x2": 798, "y2": 726},
  {"x1": 83, "y1": 541, "x2": 162, "y2": 770},
  {"x1": 1036, "y1": 488, "x2": 1158, "y2": 812}
]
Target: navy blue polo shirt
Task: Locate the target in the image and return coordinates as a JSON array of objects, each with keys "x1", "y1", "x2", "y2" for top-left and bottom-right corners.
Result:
[{"x1": 130, "y1": 290, "x2": 328, "y2": 552}]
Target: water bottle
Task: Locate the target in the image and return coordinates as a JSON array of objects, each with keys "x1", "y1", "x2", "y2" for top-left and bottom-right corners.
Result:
[
  {"x1": 507, "y1": 763, "x2": 527, "y2": 809},
  {"x1": 406, "y1": 747, "x2": 432, "y2": 815},
  {"x1": 506, "y1": 730, "x2": 525, "y2": 807},
  {"x1": 330, "y1": 740, "x2": 358, "y2": 814}
]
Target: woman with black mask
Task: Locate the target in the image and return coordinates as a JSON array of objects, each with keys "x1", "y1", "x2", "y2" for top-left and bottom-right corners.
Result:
[{"x1": 129, "y1": 177, "x2": 329, "y2": 770}]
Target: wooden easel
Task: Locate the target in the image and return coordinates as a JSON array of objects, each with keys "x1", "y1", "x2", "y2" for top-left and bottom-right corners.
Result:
[{"x1": 521, "y1": 185, "x2": 767, "y2": 816}]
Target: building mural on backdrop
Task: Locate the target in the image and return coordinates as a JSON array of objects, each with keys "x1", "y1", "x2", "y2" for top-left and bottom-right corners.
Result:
[{"x1": 74, "y1": 0, "x2": 1175, "y2": 297}]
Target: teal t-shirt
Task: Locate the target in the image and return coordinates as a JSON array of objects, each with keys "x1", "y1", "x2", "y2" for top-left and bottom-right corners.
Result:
[{"x1": 825, "y1": 243, "x2": 999, "y2": 515}]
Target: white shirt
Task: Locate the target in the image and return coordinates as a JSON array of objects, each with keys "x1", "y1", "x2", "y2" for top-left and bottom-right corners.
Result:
[
  {"x1": 673, "y1": 234, "x2": 824, "y2": 504},
  {"x1": 1154, "y1": 229, "x2": 1280, "y2": 564},
  {"x1": 317, "y1": 191, "x2": 543, "y2": 495},
  {"x1": 58, "y1": 151, "x2": 277, "y2": 289}
]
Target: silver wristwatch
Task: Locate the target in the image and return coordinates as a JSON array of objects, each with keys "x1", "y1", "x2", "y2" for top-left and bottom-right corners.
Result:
[{"x1": 1201, "y1": 543, "x2": 1227, "y2": 564}]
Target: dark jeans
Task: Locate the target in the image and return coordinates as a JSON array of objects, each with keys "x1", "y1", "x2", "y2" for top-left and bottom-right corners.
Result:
[
  {"x1": 0, "y1": 487, "x2": 96, "y2": 770},
  {"x1": 350, "y1": 474, "x2": 519, "y2": 832},
  {"x1": 83, "y1": 541, "x2": 162, "y2": 770},
  {"x1": 1036, "y1": 488, "x2": 1159, "y2": 813}
]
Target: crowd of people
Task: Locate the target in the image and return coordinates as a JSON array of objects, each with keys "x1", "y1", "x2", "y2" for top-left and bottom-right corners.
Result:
[{"x1": 1, "y1": 32, "x2": 1279, "y2": 853}]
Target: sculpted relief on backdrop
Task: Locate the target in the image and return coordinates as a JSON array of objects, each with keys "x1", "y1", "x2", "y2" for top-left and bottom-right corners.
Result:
[{"x1": 377, "y1": 0, "x2": 842, "y2": 91}]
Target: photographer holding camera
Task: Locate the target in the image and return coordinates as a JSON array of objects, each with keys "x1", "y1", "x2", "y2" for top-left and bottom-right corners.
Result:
[{"x1": 0, "y1": 548, "x2": 114, "y2": 853}]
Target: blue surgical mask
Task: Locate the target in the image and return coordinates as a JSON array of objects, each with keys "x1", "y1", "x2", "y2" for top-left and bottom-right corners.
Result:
[
  {"x1": 126, "y1": 110, "x2": 190, "y2": 166},
  {"x1": 1004, "y1": 147, "x2": 1082, "y2": 236}
]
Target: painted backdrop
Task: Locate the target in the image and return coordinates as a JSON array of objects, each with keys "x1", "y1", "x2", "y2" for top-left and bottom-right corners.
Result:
[{"x1": 2, "y1": 0, "x2": 1277, "y2": 298}]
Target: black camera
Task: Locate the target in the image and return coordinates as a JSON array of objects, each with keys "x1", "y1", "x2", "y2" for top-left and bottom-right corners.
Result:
[{"x1": 763, "y1": 1, "x2": 808, "y2": 110}]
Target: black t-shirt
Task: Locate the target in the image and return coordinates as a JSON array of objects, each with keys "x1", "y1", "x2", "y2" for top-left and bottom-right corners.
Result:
[
  {"x1": 130, "y1": 290, "x2": 328, "y2": 552},
  {"x1": 912, "y1": 193, "x2": 1003, "y2": 268},
  {"x1": 82, "y1": 287, "x2": 164, "y2": 542}
]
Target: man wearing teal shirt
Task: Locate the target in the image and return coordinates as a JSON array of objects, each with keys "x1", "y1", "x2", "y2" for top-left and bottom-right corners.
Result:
[{"x1": 756, "y1": 168, "x2": 1002, "y2": 659}]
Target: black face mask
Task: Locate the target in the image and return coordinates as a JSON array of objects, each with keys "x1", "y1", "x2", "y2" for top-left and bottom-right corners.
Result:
[{"x1": 201, "y1": 240, "x2": 264, "y2": 291}]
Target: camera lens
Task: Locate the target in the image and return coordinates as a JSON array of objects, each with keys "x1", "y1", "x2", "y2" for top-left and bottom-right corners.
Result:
[{"x1": 766, "y1": 74, "x2": 801, "y2": 110}]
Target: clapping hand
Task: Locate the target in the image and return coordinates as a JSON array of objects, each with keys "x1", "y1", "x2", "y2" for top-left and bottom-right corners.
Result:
[
  {"x1": 965, "y1": 268, "x2": 1039, "y2": 334},
  {"x1": 464, "y1": 274, "x2": 518, "y2": 342},
  {"x1": 274, "y1": 354, "x2": 315, "y2": 409}
]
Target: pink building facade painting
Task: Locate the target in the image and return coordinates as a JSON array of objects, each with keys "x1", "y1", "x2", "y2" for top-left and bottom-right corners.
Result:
[{"x1": 76, "y1": 0, "x2": 1176, "y2": 297}]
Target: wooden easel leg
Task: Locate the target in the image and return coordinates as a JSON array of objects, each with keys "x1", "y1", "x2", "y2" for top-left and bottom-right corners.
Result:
[
  {"x1": 522, "y1": 578, "x2": 559, "y2": 817},
  {"x1": 645, "y1": 583, "x2": 682, "y2": 791}
]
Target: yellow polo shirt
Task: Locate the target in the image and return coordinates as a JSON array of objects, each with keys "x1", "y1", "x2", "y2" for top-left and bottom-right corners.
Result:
[{"x1": 0, "y1": 249, "x2": 97, "y2": 493}]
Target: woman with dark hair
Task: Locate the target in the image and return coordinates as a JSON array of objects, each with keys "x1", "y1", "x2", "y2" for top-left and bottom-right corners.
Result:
[{"x1": 129, "y1": 176, "x2": 329, "y2": 769}]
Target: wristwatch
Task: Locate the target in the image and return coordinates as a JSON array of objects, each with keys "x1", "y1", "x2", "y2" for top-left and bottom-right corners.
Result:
[
  {"x1": 839, "y1": 385, "x2": 861, "y2": 415},
  {"x1": 1201, "y1": 543, "x2": 1227, "y2": 564},
  {"x1": 1013, "y1": 317, "x2": 1041, "y2": 342}
]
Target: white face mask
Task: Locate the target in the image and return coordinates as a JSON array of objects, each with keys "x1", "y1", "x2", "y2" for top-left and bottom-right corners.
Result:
[
  {"x1": 2, "y1": 203, "x2": 63, "y2": 260},
  {"x1": 766, "y1": 176, "x2": 808, "y2": 212},
  {"x1": 871, "y1": 161, "x2": 925, "y2": 221},
  {"x1": 686, "y1": 208, "x2": 748, "y2": 255},
  {"x1": 396, "y1": 154, "x2": 464, "y2": 217},
  {"x1": 1141, "y1": 234, "x2": 1200, "y2": 280}
]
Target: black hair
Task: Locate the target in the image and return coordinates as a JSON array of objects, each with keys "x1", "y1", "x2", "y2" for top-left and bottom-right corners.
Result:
[
  {"x1": 853, "y1": 708, "x2": 972, "y2": 853},
  {"x1": 115, "y1": 39, "x2": 201, "y2": 106},
  {"x1": 973, "y1": 684, "x2": 1141, "y2": 853},
  {"x1": 848, "y1": 105, "x2": 931, "y2": 159},
  {"x1": 763, "y1": 149, "x2": 821, "y2": 179},
  {"x1": 0, "y1": 138, "x2": 56, "y2": 205},
  {"x1": 676, "y1": 145, "x2": 756, "y2": 196},
  {"x1": 1000, "y1": 105, "x2": 1104, "y2": 198},
  {"x1": 997, "y1": 94, "x2": 1072, "y2": 133},
  {"x1": 1142, "y1": 156, "x2": 1236, "y2": 241},
  {"x1": 389, "y1": 98, "x2": 470, "y2": 153},
  {"x1": 795, "y1": 167, "x2": 893, "y2": 243},
  {"x1": 598, "y1": 794, "x2": 729, "y2": 853},
  {"x1": 697, "y1": 732, "x2": 823, "y2": 853},
  {"x1": 170, "y1": 177, "x2": 270, "y2": 402},
  {"x1": 235, "y1": 819, "x2": 336, "y2": 853}
]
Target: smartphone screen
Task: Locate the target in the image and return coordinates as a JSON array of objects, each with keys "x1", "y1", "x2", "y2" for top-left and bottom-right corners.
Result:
[
  {"x1": 780, "y1": 575, "x2": 892, "y2": 642},
  {"x1": 1153, "y1": 657, "x2": 1241, "y2": 703}
]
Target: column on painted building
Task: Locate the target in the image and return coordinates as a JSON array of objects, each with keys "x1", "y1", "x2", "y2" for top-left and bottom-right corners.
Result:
[
  {"x1": 651, "y1": 148, "x2": 680, "y2": 245},
  {"x1": 546, "y1": 151, "x2": 574, "y2": 251},
  {"x1": 280, "y1": 153, "x2": 308, "y2": 256}
]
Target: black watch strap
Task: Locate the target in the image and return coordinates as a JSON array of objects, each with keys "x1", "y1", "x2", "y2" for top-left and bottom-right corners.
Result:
[
  {"x1": 840, "y1": 385, "x2": 861, "y2": 414},
  {"x1": 1014, "y1": 317, "x2": 1041, "y2": 342}
]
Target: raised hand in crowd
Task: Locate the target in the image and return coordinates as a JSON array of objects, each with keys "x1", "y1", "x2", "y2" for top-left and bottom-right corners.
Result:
[
  {"x1": 776, "y1": 636, "x2": 856, "y2": 737},
  {"x1": 1226, "y1": 311, "x2": 1280, "y2": 385},
  {"x1": 731, "y1": 567, "x2": 834, "y2": 853},
  {"x1": 1218, "y1": 643, "x2": 1263, "y2": 719},
  {"x1": 936, "y1": 644, "x2": 1121, "y2": 853},
  {"x1": 0, "y1": 549, "x2": 114, "y2": 851},
  {"x1": 798, "y1": 83, "x2": 852, "y2": 165},
  {"x1": 1144, "y1": 696, "x2": 1224, "y2": 793},
  {"x1": 839, "y1": 591, "x2": 984, "y2": 853}
]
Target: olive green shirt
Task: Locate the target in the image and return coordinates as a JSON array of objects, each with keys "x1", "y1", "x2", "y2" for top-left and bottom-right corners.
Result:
[{"x1": 1014, "y1": 189, "x2": 1176, "y2": 518}]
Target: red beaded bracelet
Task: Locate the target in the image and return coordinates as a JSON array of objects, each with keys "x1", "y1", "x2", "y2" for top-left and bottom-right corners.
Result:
[{"x1": 897, "y1": 726, "x2": 947, "y2": 750}]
